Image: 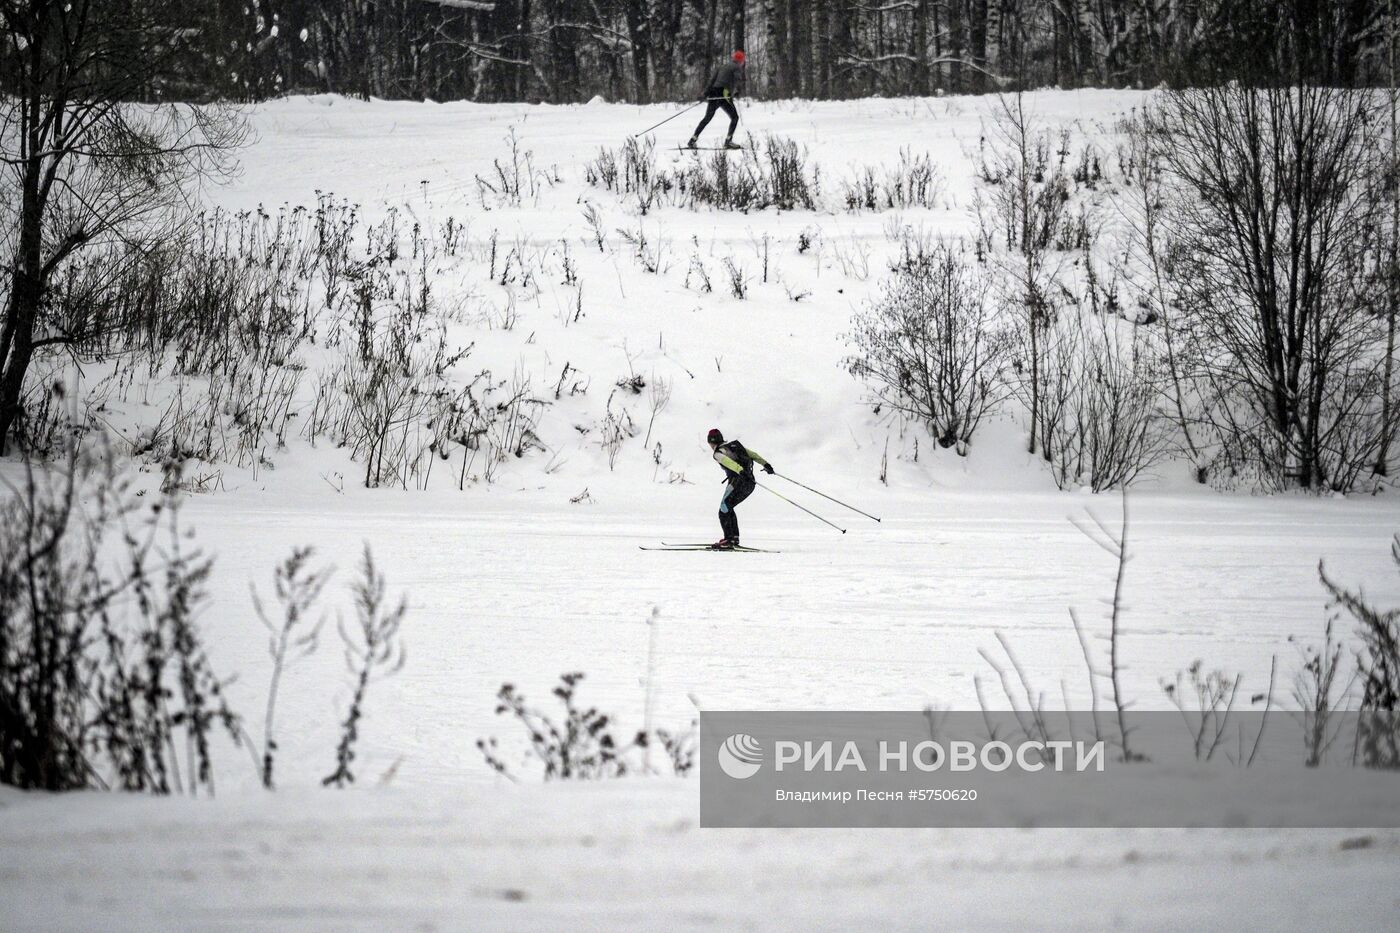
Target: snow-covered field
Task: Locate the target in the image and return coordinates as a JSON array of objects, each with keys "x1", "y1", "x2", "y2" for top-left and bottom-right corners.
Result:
[
  {"x1": 5, "y1": 92, "x2": 1400, "y2": 928},
  {"x1": 5, "y1": 781, "x2": 1399, "y2": 931}
]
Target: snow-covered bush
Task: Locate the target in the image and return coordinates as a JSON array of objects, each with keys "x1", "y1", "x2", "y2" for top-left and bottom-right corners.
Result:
[
  {"x1": 841, "y1": 148, "x2": 945, "y2": 212},
  {"x1": 974, "y1": 95, "x2": 1102, "y2": 464},
  {"x1": 475, "y1": 128, "x2": 558, "y2": 208},
  {"x1": 759, "y1": 135, "x2": 819, "y2": 211},
  {"x1": 675, "y1": 134, "x2": 818, "y2": 211},
  {"x1": 478, "y1": 672, "x2": 694, "y2": 780},
  {"x1": 846, "y1": 243, "x2": 1009, "y2": 455},
  {"x1": 323, "y1": 546, "x2": 407, "y2": 788},
  {"x1": 599, "y1": 388, "x2": 638, "y2": 471},
  {"x1": 1015, "y1": 315, "x2": 1169, "y2": 491},
  {"x1": 1321, "y1": 540, "x2": 1400, "y2": 768},
  {"x1": 253, "y1": 547, "x2": 334, "y2": 790},
  {"x1": 26, "y1": 204, "x2": 328, "y2": 467},
  {"x1": 0, "y1": 449, "x2": 241, "y2": 792},
  {"x1": 34, "y1": 190, "x2": 547, "y2": 491},
  {"x1": 584, "y1": 137, "x2": 672, "y2": 215},
  {"x1": 585, "y1": 133, "x2": 818, "y2": 212},
  {"x1": 1139, "y1": 84, "x2": 1390, "y2": 491}
]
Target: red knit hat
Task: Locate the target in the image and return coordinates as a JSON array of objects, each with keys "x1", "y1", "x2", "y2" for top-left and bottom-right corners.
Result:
[
  {"x1": 707, "y1": 428, "x2": 724, "y2": 445},
  {"x1": 733, "y1": 50, "x2": 746, "y2": 64}
]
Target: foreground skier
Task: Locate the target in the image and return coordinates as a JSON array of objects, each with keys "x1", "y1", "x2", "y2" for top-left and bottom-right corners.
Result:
[
  {"x1": 707, "y1": 427, "x2": 773, "y2": 549},
  {"x1": 687, "y1": 50, "x2": 745, "y2": 150}
]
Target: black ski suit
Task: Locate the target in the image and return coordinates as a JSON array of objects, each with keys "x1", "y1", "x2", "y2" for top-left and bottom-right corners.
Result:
[
  {"x1": 714, "y1": 439, "x2": 769, "y2": 542},
  {"x1": 692, "y1": 61, "x2": 743, "y2": 142}
]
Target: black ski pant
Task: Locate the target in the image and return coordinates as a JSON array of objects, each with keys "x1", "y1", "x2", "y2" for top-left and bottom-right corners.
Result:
[
  {"x1": 719, "y1": 473, "x2": 755, "y2": 540},
  {"x1": 693, "y1": 94, "x2": 738, "y2": 141}
]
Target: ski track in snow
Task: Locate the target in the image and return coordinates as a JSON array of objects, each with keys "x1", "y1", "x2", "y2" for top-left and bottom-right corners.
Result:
[{"x1": 5, "y1": 92, "x2": 1400, "y2": 928}]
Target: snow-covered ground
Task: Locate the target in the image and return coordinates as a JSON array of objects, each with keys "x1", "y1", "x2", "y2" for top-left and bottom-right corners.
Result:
[
  {"x1": 174, "y1": 489, "x2": 1400, "y2": 790},
  {"x1": 4, "y1": 781, "x2": 1399, "y2": 931},
  {"x1": 5, "y1": 92, "x2": 1400, "y2": 928}
]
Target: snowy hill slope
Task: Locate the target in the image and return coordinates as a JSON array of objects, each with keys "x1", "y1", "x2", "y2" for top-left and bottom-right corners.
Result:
[{"x1": 160, "y1": 90, "x2": 1153, "y2": 502}]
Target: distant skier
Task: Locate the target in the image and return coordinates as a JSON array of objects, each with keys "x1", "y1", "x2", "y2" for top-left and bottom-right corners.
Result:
[
  {"x1": 687, "y1": 50, "x2": 745, "y2": 151},
  {"x1": 707, "y1": 427, "x2": 773, "y2": 549}
]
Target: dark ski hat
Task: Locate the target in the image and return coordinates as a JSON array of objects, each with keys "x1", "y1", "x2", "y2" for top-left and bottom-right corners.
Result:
[
  {"x1": 732, "y1": 50, "x2": 745, "y2": 63},
  {"x1": 707, "y1": 428, "x2": 724, "y2": 445}
]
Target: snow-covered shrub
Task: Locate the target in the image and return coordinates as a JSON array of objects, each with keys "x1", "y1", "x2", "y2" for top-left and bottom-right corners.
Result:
[
  {"x1": 618, "y1": 224, "x2": 666, "y2": 274},
  {"x1": 841, "y1": 165, "x2": 880, "y2": 211},
  {"x1": 1017, "y1": 315, "x2": 1169, "y2": 491},
  {"x1": 478, "y1": 672, "x2": 694, "y2": 780},
  {"x1": 846, "y1": 243, "x2": 1009, "y2": 455},
  {"x1": 253, "y1": 547, "x2": 334, "y2": 790},
  {"x1": 1321, "y1": 541, "x2": 1400, "y2": 768},
  {"x1": 1289, "y1": 618, "x2": 1348, "y2": 768},
  {"x1": 599, "y1": 389, "x2": 637, "y2": 471},
  {"x1": 722, "y1": 256, "x2": 748, "y2": 298},
  {"x1": 584, "y1": 146, "x2": 620, "y2": 192},
  {"x1": 972, "y1": 96, "x2": 1101, "y2": 465},
  {"x1": 585, "y1": 137, "x2": 670, "y2": 214},
  {"x1": 586, "y1": 134, "x2": 818, "y2": 212},
  {"x1": 685, "y1": 250, "x2": 713, "y2": 292},
  {"x1": 828, "y1": 232, "x2": 871, "y2": 279},
  {"x1": 684, "y1": 133, "x2": 818, "y2": 211},
  {"x1": 0, "y1": 448, "x2": 241, "y2": 792},
  {"x1": 1139, "y1": 84, "x2": 1389, "y2": 492},
  {"x1": 881, "y1": 147, "x2": 944, "y2": 209},
  {"x1": 324, "y1": 546, "x2": 407, "y2": 788},
  {"x1": 32, "y1": 205, "x2": 326, "y2": 467},
  {"x1": 676, "y1": 147, "x2": 763, "y2": 211},
  {"x1": 760, "y1": 134, "x2": 818, "y2": 211},
  {"x1": 842, "y1": 148, "x2": 945, "y2": 212},
  {"x1": 474, "y1": 128, "x2": 558, "y2": 209},
  {"x1": 1160, "y1": 661, "x2": 1249, "y2": 762}
]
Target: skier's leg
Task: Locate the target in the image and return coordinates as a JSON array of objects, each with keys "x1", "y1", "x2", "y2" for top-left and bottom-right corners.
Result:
[
  {"x1": 728, "y1": 476, "x2": 755, "y2": 509},
  {"x1": 721, "y1": 99, "x2": 739, "y2": 142},
  {"x1": 719, "y1": 482, "x2": 740, "y2": 540},
  {"x1": 693, "y1": 100, "x2": 720, "y2": 140},
  {"x1": 724, "y1": 476, "x2": 755, "y2": 543}
]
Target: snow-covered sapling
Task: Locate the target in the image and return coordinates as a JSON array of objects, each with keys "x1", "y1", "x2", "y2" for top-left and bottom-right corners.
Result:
[
  {"x1": 323, "y1": 546, "x2": 407, "y2": 788},
  {"x1": 253, "y1": 547, "x2": 333, "y2": 790}
]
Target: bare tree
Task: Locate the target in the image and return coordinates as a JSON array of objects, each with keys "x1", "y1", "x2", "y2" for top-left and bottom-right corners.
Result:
[
  {"x1": 0, "y1": 0, "x2": 246, "y2": 453},
  {"x1": 1041, "y1": 314, "x2": 1170, "y2": 492},
  {"x1": 975, "y1": 94, "x2": 1087, "y2": 457},
  {"x1": 1144, "y1": 83, "x2": 1387, "y2": 491},
  {"x1": 847, "y1": 242, "x2": 1010, "y2": 455}
]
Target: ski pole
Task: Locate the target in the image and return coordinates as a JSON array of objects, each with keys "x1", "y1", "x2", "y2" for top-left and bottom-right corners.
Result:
[
  {"x1": 774, "y1": 472, "x2": 882, "y2": 523},
  {"x1": 629, "y1": 99, "x2": 727, "y2": 139},
  {"x1": 758, "y1": 483, "x2": 846, "y2": 534},
  {"x1": 631, "y1": 101, "x2": 704, "y2": 139}
]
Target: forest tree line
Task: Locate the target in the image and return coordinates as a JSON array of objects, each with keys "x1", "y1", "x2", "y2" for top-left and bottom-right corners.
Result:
[{"x1": 8, "y1": 0, "x2": 1391, "y2": 105}]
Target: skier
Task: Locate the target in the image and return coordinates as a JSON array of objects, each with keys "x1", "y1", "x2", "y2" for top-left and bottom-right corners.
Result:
[
  {"x1": 687, "y1": 50, "x2": 746, "y2": 150},
  {"x1": 707, "y1": 427, "x2": 773, "y2": 549}
]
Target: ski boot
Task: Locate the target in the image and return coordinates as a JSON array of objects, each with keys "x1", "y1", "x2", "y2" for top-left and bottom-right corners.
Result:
[
  {"x1": 722, "y1": 138, "x2": 741, "y2": 151},
  {"x1": 710, "y1": 537, "x2": 735, "y2": 550},
  {"x1": 685, "y1": 137, "x2": 698, "y2": 150}
]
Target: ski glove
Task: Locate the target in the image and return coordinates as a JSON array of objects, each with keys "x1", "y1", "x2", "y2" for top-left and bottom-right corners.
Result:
[{"x1": 763, "y1": 463, "x2": 774, "y2": 474}]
